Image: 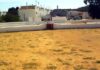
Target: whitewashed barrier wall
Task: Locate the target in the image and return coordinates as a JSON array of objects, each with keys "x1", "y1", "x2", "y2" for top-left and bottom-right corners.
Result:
[
  {"x1": 1, "y1": 21, "x2": 100, "y2": 32},
  {"x1": 0, "y1": 21, "x2": 46, "y2": 25},
  {"x1": 0, "y1": 22, "x2": 25, "y2": 24},
  {"x1": 87, "y1": 22, "x2": 100, "y2": 24},
  {"x1": 54, "y1": 23, "x2": 100, "y2": 29},
  {"x1": 0, "y1": 24, "x2": 46, "y2": 32}
]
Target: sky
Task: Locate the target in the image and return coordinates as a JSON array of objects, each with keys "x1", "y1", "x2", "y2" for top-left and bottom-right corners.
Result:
[{"x1": 0, "y1": 0, "x2": 86, "y2": 11}]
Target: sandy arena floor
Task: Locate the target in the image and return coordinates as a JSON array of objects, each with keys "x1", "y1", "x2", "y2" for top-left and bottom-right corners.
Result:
[{"x1": 0, "y1": 29, "x2": 100, "y2": 70}]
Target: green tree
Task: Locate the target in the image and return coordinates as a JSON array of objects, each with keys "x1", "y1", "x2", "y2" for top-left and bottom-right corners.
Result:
[
  {"x1": 3, "y1": 14, "x2": 20, "y2": 22},
  {"x1": 0, "y1": 15, "x2": 5, "y2": 22},
  {"x1": 84, "y1": 0, "x2": 100, "y2": 19},
  {"x1": 4, "y1": 7, "x2": 20, "y2": 22},
  {"x1": 0, "y1": 16, "x2": 2, "y2": 22}
]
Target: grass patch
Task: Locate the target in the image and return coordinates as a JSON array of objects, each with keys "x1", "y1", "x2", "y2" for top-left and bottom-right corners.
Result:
[
  {"x1": 46, "y1": 64, "x2": 57, "y2": 70},
  {"x1": 80, "y1": 49, "x2": 92, "y2": 53},
  {"x1": 23, "y1": 62, "x2": 39, "y2": 70},
  {"x1": 74, "y1": 65, "x2": 85, "y2": 70},
  {"x1": 0, "y1": 61, "x2": 8, "y2": 66},
  {"x1": 52, "y1": 49, "x2": 63, "y2": 52},
  {"x1": 95, "y1": 60, "x2": 100, "y2": 64},
  {"x1": 57, "y1": 58, "x2": 70, "y2": 65},
  {"x1": 89, "y1": 68, "x2": 98, "y2": 70},
  {"x1": 83, "y1": 57, "x2": 95, "y2": 60}
]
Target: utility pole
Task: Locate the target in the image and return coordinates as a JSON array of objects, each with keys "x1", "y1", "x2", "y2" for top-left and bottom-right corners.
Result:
[
  {"x1": 57, "y1": 5, "x2": 59, "y2": 9},
  {"x1": 57, "y1": 0, "x2": 59, "y2": 9},
  {"x1": 35, "y1": 0, "x2": 37, "y2": 6}
]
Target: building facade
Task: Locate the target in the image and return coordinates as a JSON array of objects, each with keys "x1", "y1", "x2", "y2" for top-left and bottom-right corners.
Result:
[
  {"x1": 67, "y1": 11, "x2": 90, "y2": 20},
  {"x1": 19, "y1": 5, "x2": 51, "y2": 22},
  {"x1": 0, "y1": 11, "x2": 7, "y2": 16}
]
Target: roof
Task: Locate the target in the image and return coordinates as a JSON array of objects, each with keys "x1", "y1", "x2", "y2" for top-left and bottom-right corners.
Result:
[{"x1": 20, "y1": 5, "x2": 36, "y2": 9}]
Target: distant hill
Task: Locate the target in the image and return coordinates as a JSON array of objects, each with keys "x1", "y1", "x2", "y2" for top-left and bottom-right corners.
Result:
[
  {"x1": 76, "y1": 6, "x2": 88, "y2": 12},
  {"x1": 50, "y1": 6, "x2": 88, "y2": 17},
  {"x1": 50, "y1": 9, "x2": 71, "y2": 17}
]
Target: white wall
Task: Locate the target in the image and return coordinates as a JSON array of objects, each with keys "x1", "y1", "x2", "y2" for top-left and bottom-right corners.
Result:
[
  {"x1": 0, "y1": 21, "x2": 100, "y2": 32},
  {"x1": 19, "y1": 9, "x2": 35, "y2": 22},
  {"x1": 19, "y1": 6, "x2": 51, "y2": 22},
  {"x1": 0, "y1": 23, "x2": 46, "y2": 32},
  {"x1": 54, "y1": 23, "x2": 100, "y2": 29}
]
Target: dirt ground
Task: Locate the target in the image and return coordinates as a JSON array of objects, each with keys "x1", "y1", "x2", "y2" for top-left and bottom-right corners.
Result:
[{"x1": 0, "y1": 29, "x2": 100, "y2": 70}]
